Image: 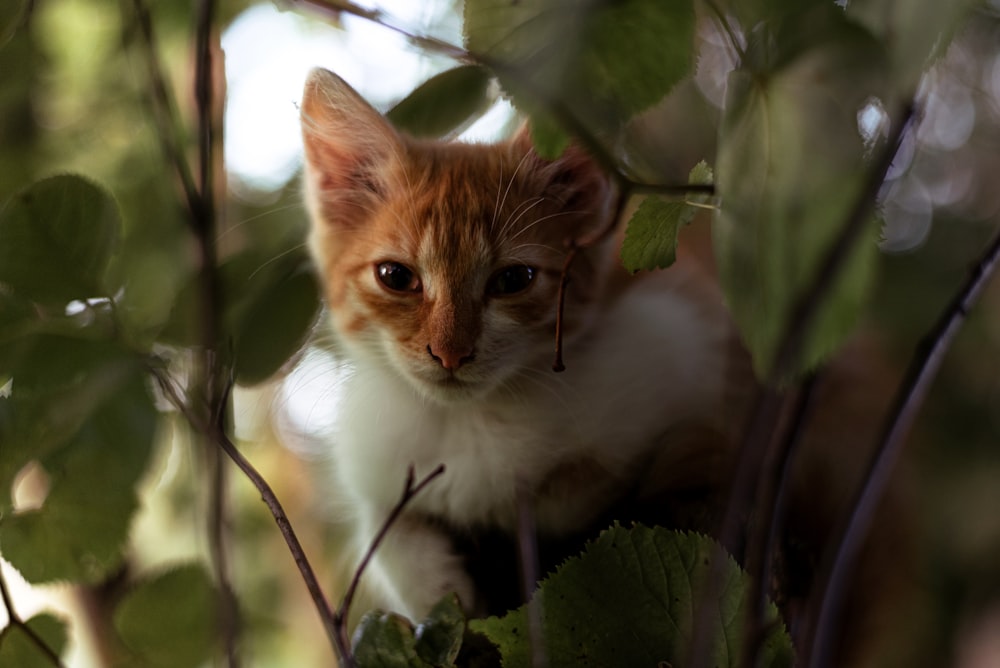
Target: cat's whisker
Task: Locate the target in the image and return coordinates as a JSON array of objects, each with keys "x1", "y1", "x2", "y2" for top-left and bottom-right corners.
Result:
[
  {"x1": 507, "y1": 208, "x2": 592, "y2": 243},
  {"x1": 492, "y1": 150, "x2": 534, "y2": 233},
  {"x1": 497, "y1": 196, "x2": 548, "y2": 240},
  {"x1": 215, "y1": 203, "x2": 305, "y2": 244},
  {"x1": 246, "y1": 243, "x2": 311, "y2": 281}
]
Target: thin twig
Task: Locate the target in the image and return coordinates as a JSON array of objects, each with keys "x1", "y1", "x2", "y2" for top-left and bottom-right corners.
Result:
[
  {"x1": 190, "y1": 0, "x2": 239, "y2": 663},
  {"x1": 127, "y1": 0, "x2": 201, "y2": 223},
  {"x1": 150, "y1": 367, "x2": 341, "y2": 658},
  {"x1": 0, "y1": 568, "x2": 67, "y2": 668},
  {"x1": 806, "y1": 223, "x2": 1000, "y2": 668},
  {"x1": 333, "y1": 465, "x2": 447, "y2": 668},
  {"x1": 743, "y1": 373, "x2": 820, "y2": 667}
]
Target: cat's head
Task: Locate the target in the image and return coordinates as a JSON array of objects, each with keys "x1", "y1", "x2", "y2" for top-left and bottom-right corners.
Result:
[{"x1": 301, "y1": 68, "x2": 617, "y2": 402}]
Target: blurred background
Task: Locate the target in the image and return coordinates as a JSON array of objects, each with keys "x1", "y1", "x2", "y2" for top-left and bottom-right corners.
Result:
[{"x1": 3, "y1": 0, "x2": 1000, "y2": 665}]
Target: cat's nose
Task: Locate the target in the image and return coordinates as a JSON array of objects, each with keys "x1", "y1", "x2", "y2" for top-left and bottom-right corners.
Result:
[{"x1": 427, "y1": 344, "x2": 475, "y2": 370}]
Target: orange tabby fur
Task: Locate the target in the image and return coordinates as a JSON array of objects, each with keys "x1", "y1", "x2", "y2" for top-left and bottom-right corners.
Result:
[{"x1": 298, "y1": 68, "x2": 916, "y2": 665}]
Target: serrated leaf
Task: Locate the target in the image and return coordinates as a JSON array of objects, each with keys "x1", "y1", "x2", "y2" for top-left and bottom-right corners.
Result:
[
  {"x1": 353, "y1": 595, "x2": 465, "y2": 668},
  {"x1": 848, "y1": 0, "x2": 977, "y2": 90},
  {"x1": 713, "y1": 8, "x2": 886, "y2": 379},
  {"x1": 621, "y1": 198, "x2": 690, "y2": 272},
  {"x1": 464, "y1": 0, "x2": 695, "y2": 146},
  {"x1": 414, "y1": 594, "x2": 464, "y2": 667},
  {"x1": 621, "y1": 162, "x2": 713, "y2": 273},
  {"x1": 353, "y1": 611, "x2": 433, "y2": 668},
  {"x1": 113, "y1": 564, "x2": 218, "y2": 668},
  {"x1": 0, "y1": 613, "x2": 69, "y2": 667},
  {"x1": 0, "y1": 175, "x2": 121, "y2": 306},
  {"x1": 470, "y1": 525, "x2": 793, "y2": 668},
  {"x1": 0, "y1": 340, "x2": 157, "y2": 584},
  {"x1": 621, "y1": 162, "x2": 712, "y2": 272},
  {"x1": 387, "y1": 65, "x2": 495, "y2": 139}
]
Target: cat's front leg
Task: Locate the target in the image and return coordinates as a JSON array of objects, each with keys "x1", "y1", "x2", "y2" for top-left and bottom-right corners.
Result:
[{"x1": 355, "y1": 509, "x2": 477, "y2": 622}]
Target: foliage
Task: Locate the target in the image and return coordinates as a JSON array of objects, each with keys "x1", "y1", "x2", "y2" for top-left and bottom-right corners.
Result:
[
  {"x1": 352, "y1": 594, "x2": 465, "y2": 668},
  {"x1": 1, "y1": 0, "x2": 999, "y2": 666},
  {"x1": 470, "y1": 525, "x2": 793, "y2": 668}
]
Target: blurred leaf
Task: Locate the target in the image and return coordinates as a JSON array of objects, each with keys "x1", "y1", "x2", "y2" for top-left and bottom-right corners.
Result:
[
  {"x1": 471, "y1": 525, "x2": 793, "y2": 667},
  {"x1": 354, "y1": 612, "x2": 433, "y2": 668},
  {"x1": 353, "y1": 594, "x2": 465, "y2": 668},
  {"x1": 713, "y1": 7, "x2": 886, "y2": 379},
  {"x1": 0, "y1": 0, "x2": 27, "y2": 48},
  {"x1": 528, "y1": 113, "x2": 570, "y2": 160},
  {"x1": 387, "y1": 65, "x2": 495, "y2": 139},
  {"x1": 849, "y1": 0, "x2": 978, "y2": 89},
  {"x1": 0, "y1": 613, "x2": 68, "y2": 668},
  {"x1": 464, "y1": 0, "x2": 695, "y2": 149},
  {"x1": 621, "y1": 161, "x2": 713, "y2": 272},
  {"x1": 0, "y1": 175, "x2": 121, "y2": 306},
  {"x1": 113, "y1": 564, "x2": 218, "y2": 668},
  {"x1": 0, "y1": 338, "x2": 157, "y2": 584},
  {"x1": 414, "y1": 594, "x2": 464, "y2": 667},
  {"x1": 232, "y1": 259, "x2": 321, "y2": 386}
]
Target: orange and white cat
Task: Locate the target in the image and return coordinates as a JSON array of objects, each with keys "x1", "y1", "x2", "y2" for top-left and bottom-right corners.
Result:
[{"x1": 300, "y1": 68, "x2": 737, "y2": 621}]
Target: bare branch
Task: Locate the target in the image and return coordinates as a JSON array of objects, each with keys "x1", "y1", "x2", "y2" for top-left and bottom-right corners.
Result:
[
  {"x1": 0, "y1": 568, "x2": 67, "y2": 668},
  {"x1": 331, "y1": 465, "x2": 447, "y2": 667},
  {"x1": 150, "y1": 366, "x2": 341, "y2": 660}
]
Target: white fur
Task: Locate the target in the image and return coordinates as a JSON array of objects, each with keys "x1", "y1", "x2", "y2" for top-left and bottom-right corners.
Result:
[{"x1": 326, "y1": 270, "x2": 726, "y2": 620}]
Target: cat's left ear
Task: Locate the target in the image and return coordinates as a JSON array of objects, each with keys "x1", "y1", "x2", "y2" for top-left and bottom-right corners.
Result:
[
  {"x1": 513, "y1": 126, "x2": 616, "y2": 235},
  {"x1": 300, "y1": 68, "x2": 402, "y2": 225}
]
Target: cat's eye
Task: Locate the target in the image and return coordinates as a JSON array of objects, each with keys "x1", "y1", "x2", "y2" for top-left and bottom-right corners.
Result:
[
  {"x1": 376, "y1": 261, "x2": 422, "y2": 293},
  {"x1": 487, "y1": 265, "x2": 535, "y2": 297}
]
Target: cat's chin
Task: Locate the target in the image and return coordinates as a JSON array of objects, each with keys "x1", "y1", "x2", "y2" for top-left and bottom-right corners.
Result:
[{"x1": 407, "y1": 371, "x2": 497, "y2": 404}]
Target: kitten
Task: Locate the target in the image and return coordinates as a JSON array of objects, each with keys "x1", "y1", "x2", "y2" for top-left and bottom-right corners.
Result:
[{"x1": 299, "y1": 67, "x2": 738, "y2": 621}]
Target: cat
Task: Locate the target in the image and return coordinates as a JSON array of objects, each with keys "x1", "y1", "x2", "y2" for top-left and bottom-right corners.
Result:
[{"x1": 298, "y1": 67, "x2": 741, "y2": 622}]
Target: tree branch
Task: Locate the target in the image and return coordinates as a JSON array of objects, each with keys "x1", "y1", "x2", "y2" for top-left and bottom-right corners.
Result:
[
  {"x1": 333, "y1": 465, "x2": 447, "y2": 668},
  {"x1": 806, "y1": 222, "x2": 1000, "y2": 668},
  {"x1": 149, "y1": 366, "x2": 341, "y2": 660},
  {"x1": 0, "y1": 568, "x2": 67, "y2": 668}
]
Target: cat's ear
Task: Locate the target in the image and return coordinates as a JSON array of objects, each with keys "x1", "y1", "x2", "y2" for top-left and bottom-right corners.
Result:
[
  {"x1": 512, "y1": 126, "x2": 616, "y2": 236},
  {"x1": 300, "y1": 68, "x2": 402, "y2": 225}
]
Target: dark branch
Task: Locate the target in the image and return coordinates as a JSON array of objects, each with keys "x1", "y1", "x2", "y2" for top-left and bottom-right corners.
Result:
[
  {"x1": 333, "y1": 465, "x2": 447, "y2": 668},
  {"x1": 150, "y1": 367, "x2": 341, "y2": 660},
  {"x1": 0, "y1": 568, "x2": 67, "y2": 668},
  {"x1": 806, "y1": 223, "x2": 1000, "y2": 668}
]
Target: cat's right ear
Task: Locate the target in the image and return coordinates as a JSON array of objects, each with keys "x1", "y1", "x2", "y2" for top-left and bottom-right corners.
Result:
[{"x1": 300, "y1": 68, "x2": 402, "y2": 226}]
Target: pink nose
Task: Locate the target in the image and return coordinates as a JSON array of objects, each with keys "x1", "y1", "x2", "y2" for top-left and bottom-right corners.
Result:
[{"x1": 427, "y1": 344, "x2": 474, "y2": 370}]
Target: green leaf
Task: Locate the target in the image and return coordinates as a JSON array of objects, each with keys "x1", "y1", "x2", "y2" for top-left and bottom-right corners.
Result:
[
  {"x1": 387, "y1": 65, "x2": 495, "y2": 139},
  {"x1": 353, "y1": 594, "x2": 465, "y2": 668},
  {"x1": 464, "y1": 0, "x2": 696, "y2": 143},
  {"x1": 113, "y1": 564, "x2": 218, "y2": 668},
  {"x1": 713, "y1": 8, "x2": 886, "y2": 379},
  {"x1": 0, "y1": 338, "x2": 157, "y2": 584},
  {"x1": 414, "y1": 594, "x2": 465, "y2": 667},
  {"x1": 354, "y1": 612, "x2": 433, "y2": 668},
  {"x1": 0, "y1": 175, "x2": 122, "y2": 306},
  {"x1": 0, "y1": 613, "x2": 69, "y2": 668},
  {"x1": 470, "y1": 525, "x2": 793, "y2": 668},
  {"x1": 0, "y1": 0, "x2": 27, "y2": 48},
  {"x1": 621, "y1": 162, "x2": 713, "y2": 272},
  {"x1": 848, "y1": 0, "x2": 978, "y2": 90},
  {"x1": 232, "y1": 260, "x2": 321, "y2": 386}
]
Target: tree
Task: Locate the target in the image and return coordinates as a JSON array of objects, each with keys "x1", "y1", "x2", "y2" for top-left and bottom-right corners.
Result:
[{"x1": 2, "y1": 0, "x2": 1000, "y2": 666}]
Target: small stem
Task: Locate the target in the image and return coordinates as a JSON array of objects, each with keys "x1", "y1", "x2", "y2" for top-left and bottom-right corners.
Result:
[
  {"x1": 333, "y1": 465, "x2": 447, "y2": 668},
  {"x1": 150, "y1": 367, "x2": 341, "y2": 660},
  {"x1": 0, "y1": 568, "x2": 67, "y2": 668}
]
